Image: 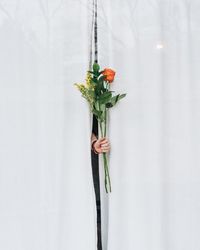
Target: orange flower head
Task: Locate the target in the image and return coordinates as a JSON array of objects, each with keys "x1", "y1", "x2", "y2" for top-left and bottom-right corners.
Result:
[{"x1": 102, "y1": 68, "x2": 116, "y2": 83}]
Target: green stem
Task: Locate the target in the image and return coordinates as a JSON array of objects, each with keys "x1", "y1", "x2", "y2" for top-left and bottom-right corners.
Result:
[
  {"x1": 104, "y1": 109, "x2": 107, "y2": 137},
  {"x1": 99, "y1": 110, "x2": 111, "y2": 193},
  {"x1": 99, "y1": 121, "x2": 108, "y2": 193},
  {"x1": 103, "y1": 153, "x2": 108, "y2": 193},
  {"x1": 103, "y1": 152, "x2": 112, "y2": 193}
]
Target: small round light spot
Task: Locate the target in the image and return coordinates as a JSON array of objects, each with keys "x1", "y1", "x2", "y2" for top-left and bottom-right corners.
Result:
[{"x1": 156, "y1": 43, "x2": 164, "y2": 49}]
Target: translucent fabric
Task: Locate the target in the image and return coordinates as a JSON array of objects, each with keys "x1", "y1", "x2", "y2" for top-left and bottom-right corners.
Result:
[{"x1": 1, "y1": 1, "x2": 200, "y2": 250}]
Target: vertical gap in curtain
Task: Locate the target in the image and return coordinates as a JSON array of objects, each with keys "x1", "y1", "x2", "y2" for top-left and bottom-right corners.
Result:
[
  {"x1": 89, "y1": 0, "x2": 103, "y2": 249},
  {"x1": 97, "y1": 1, "x2": 113, "y2": 249}
]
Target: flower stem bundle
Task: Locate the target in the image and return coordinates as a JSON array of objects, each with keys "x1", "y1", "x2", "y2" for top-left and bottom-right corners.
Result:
[{"x1": 75, "y1": 63, "x2": 126, "y2": 193}]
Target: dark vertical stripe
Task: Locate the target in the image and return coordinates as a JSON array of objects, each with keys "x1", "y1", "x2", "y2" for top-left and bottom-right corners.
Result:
[
  {"x1": 94, "y1": 0, "x2": 98, "y2": 63},
  {"x1": 90, "y1": 0, "x2": 102, "y2": 249}
]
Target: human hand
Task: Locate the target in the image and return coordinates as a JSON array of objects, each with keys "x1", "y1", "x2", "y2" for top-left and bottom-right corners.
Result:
[{"x1": 93, "y1": 137, "x2": 111, "y2": 154}]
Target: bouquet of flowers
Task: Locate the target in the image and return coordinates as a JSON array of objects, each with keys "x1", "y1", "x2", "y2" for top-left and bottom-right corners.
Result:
[{"x1": 75, "y1": 63, "x2": 126, "y2": 193}]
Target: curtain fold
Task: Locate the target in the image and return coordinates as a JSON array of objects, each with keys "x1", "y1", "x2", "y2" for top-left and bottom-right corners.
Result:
[
  {"x1": 97, "y1": 1, "x2": 200, "y2": 250},
  {"x1": 0, "y1": 1, "x2": 97, "y2": 250}
]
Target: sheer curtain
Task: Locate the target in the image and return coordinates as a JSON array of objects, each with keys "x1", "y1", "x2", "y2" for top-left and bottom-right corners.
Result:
[
  {"x1": 98, "y1": 1, "x2": 200, "y2": 250},
  {"x1": 0, "y1": 1, "x2": 97, "y2": 250},
  {"x1": 1, "y1": 1, "x2": 200, "y2": 250}
]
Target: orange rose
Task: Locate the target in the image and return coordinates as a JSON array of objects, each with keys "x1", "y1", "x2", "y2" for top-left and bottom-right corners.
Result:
[{"x1": 102, "y1": 68, "x2": 116, "y2": 83}]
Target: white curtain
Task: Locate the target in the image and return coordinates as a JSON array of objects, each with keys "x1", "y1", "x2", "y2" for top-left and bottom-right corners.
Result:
[
  {"x1": 98, "y1": 1, "x2": 200, "y2": 250},
  {"x1": 1, "y1": 1, "x2": 200, "y2": 250},
  {"x1": 0, "y1": 1, "x2": 97, "y2": 250}
]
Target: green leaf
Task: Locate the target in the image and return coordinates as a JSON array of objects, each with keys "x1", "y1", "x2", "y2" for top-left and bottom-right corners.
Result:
[
  {"x1": 93, "y1": 108, "x2": 105, "y2": 122},
  {"x1": 100, "y1": 103, "x2": 106, "y2": 111},
  {"x1": 92, "y1": 77, "x2": 98, "y2": 84},
  {"x1": 106, "y1": 102, "x2": 114, "y2": 108},
  {"x1": 94, "y1": 101, "x2": 100, "y2": 111},
  {"x1": 97, "y1": 75, "x2": 106, "y2": 91},
  {"x1": 98, "y1": 75, "x2": 105, "y2": 83},
  {"x1": 93, "y1": 63, "x2": 100, "y2": 73},
  {"x1": 118, "y1": 93, "x2": 126, "y2": 101},
  {"x1": 93, "y1": 109, "x2": 102, "y2": 118},
  {"x1": 110, "y1": 94, "x2": 120, "y2": 105},
  {"x1": 99, "y1": 91, "x2": 112, "y2": 104},
  {"x1": 95, "y1": 83, "x2": 101, "y2": 96},
  {"x1": 110, "y1": 93, "x2": 126, "y2": 106},
  {"x1": 101, "y1": 91, "x2": 112, "y2": 98},
  {"x1": 88, "y1": 89, "x2": 95, "y2": 97}
]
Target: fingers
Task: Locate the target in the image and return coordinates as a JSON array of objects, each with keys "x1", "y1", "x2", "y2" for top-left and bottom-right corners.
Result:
[
  {"x1": 96, "y1": 137, "x2": 111, "y2": 153},
  {"x1": 101, "y1": 142, "x2": 109, "y2": 147},
  {"x1": 98, "y1": 137, "x2": 107, "y2": 143},
  {"x1": 101, "y1": 143, "x2": 110, "y2": 148},
  {"x1": 100, "y1": 143, "x2": 111, "y2": 153},
  {"x1": 98, "y1": 137, "x2": 109, "y2": 144},
  {"x1": 95, "y1": 141, "x2": 101, "y2": 147}
]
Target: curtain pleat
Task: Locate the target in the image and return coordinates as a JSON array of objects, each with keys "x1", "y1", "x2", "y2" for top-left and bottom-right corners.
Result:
[
  {"x1": 0, "y1": 1, "x2": 97, "y2": 250},
  {"x1": 97, "y1": 1, "x2": 200, "y2": 250}
]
